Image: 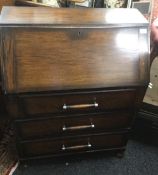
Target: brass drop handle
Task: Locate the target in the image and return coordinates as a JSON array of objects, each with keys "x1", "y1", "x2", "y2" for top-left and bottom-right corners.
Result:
[
  {"x1": 63, "y1": 102, "x2": 98, "y2": 110},
  {"x1": 62, "y1": 122, "x2": 95, "y2": 131},
  {"x1": 62, "y1": 142, "x2": 92, "y2": 151}
]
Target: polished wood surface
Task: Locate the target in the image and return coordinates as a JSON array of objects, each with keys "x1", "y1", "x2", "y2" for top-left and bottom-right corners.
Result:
[
  {"x1": 0, "y1": 0, "x2": 13, "y2": 11},
  {"x1": 14, "y1": 28, "x2": 147, "y2": 92},
  {"x1": 15, "y1": 111, "x2": 132, "y2": 140},
  {"x1": 0, "y1": 8, "x2": 149, "y2": 93},
  {"x1": 0, "y1": 8, "x2": 149, "y2": 160},
  {"x1": 1, "y1": 27, "x2": 149, "y2": 93},
  {"x1": 19, "y1": 132, "x2": 127, "y2": 158},
  {"x1": 20, "y1": 89, "x2": 135, "y2": 115},
  {"x1": 0, "y1": 7, "x2": 148, "y2": 26}
]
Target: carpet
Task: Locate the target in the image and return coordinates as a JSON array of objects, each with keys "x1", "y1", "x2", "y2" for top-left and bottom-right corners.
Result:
[{"x1": 0, "y1": 120, "x2": 17, "y2": 175}]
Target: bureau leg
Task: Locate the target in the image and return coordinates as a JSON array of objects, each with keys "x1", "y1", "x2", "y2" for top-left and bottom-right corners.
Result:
[{"x1": 116, "y1": 150, "x2": 125, "y2": 158}]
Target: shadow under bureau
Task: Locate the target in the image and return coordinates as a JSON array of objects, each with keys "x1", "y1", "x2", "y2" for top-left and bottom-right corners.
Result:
[{"x1": 0, "y1": 7, "x2": 149, "y2": 160}]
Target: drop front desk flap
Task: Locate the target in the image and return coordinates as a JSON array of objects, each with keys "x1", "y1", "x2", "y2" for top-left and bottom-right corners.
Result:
[{"x1": 0, "y1": 7, "x2": 149, "y2": 160}]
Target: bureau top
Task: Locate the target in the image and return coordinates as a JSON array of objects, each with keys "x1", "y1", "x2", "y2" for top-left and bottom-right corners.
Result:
[{"x1": 0, "y1": 7, "x2": 148, "y2": 27}]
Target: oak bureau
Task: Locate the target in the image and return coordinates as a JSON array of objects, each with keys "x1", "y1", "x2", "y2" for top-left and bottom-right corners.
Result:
[{"x1": 0, "y1": 7, "x2": 149, "y2": 160}]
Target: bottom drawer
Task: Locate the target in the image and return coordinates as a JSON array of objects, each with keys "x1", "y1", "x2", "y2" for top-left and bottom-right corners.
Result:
[{"x1": 19, "y1": 132, "x2": 128, "y2": 159}]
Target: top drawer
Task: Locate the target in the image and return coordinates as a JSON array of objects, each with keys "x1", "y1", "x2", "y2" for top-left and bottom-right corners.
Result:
[{"x1": 20, "y1": 89, "x2": 136, "y2": 116}]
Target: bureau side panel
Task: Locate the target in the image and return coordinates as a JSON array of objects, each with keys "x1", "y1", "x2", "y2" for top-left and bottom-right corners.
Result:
[{"x1": 1, "y1": 28, "x2": 16, "y2": 93}]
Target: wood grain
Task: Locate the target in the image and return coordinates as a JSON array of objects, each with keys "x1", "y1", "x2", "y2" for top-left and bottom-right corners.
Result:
[
  {"x1": 20, "y1": 89, "x2": 136, "y2": 115},
  {"x1": 11, "y1": 28, "x2": 146, "y2": 93},
  {"x1": 0, "y1": 0, "x2": 14, "y2": 12},
  {"x1": 1, "y1": 29, "x2": 15, "y2": 93},
  {"x1": 20, "y1": 132, "x2": 127, "y2": 158},
  {"x1": 0, "y1": 7, "x2": 148, "y2": 27},
  {"x1": 16, "y1": 111, "x2": 132, "y2": 140},
  {"x1": 0, "y1": 8, "x2": 150, "y2": 93},
  {"x1": 0, "y1": 8, "x2": 150, "y2": 160}
]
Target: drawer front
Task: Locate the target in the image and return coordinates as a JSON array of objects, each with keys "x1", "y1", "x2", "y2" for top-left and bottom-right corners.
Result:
[
  {"x1": 19, "y1": 133, "x2": 128, "y2": 158},
  {"x1": 16, "y1": 111, "x2": 132, "y2": 140},
  {"x1": 20, "y1": 89, "x2": 136, "y2": 116}
]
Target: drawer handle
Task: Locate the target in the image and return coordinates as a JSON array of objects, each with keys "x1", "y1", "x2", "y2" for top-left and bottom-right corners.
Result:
[
  {"x1": 62, "y1": 142, "x2": 92, "y2": 151},
  {"x1": 63, "y1": 102, "x2": 98, "y2": 110},
  {"x1": 62, "y1": 122, "x2": 95, "y2": 131}
]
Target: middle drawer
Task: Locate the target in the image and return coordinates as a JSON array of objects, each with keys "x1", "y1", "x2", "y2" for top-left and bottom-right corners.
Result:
[{"x1": 15, "y1": 111, "x2": 132, "y2": 140}]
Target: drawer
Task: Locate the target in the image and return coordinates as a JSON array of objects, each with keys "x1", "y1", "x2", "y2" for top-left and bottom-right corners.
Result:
[
  {"x1": 19, "y1": 132, "x2": 128, "y2": 158},
  {"x1": 15, "y1": 111, "x2": 132, "y2": 140},
  {"x1": 20, "y1": 89, "x2": 136, "y2": 116}
]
